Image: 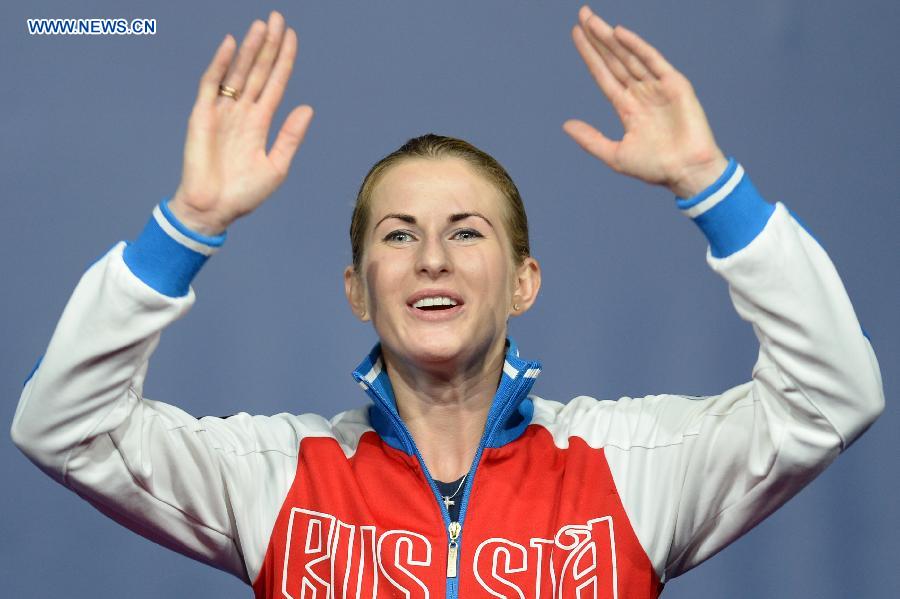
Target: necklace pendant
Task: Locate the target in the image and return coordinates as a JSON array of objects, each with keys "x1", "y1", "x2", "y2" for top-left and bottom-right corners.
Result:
[{"x1": 442, "y1": 496, "x2": 455, "y2": 510}]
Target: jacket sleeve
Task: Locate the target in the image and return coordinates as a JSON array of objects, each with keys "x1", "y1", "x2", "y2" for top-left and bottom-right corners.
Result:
[
  {"x1": 9, "y1": 199, "x2": 320, "y2": 582},
  {"x1": 585, "y1": 159, "x2": 885, "y2": 582}
]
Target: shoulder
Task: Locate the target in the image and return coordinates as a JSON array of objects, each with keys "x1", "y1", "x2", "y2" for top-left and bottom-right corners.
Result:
[
  {"x1": 186, "y1": 405, "x2": 374, "y2": 459},
  {"x1": 529, "y1": 385, "x2": 755, "y2": 451}
]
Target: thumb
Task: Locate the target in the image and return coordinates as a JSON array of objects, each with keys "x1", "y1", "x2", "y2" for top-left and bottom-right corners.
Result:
[
  {"x1": 269, "y1": 105, "x2": 315, "y2": 177},
  {"x1": 563, "y1": 119, "x2": 619, "y2": 170}
]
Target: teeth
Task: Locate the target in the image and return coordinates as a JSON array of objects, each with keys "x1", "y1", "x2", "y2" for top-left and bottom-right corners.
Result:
[{"x1": 413, "y1": 296, "x2": 458, "y2": 309}]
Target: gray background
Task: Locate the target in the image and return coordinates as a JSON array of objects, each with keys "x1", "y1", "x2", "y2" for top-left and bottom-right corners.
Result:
[{"x1": 2, "y1": 1, "x2": 897, "y2": 597}]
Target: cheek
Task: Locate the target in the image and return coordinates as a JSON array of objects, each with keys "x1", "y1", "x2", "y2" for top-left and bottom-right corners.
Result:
[
  {"x1": 362, "y1": 260, "x2": 383, "y2": 315},
  {"x1": 458, "y1": 251, "x2": 515, "y2": 308},
  {"x1": 362, "y1": 254, "x2": 407, "y2": 315}
]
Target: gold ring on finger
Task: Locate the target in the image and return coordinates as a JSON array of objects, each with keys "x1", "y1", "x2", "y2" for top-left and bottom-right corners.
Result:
[{"x1": 218, "y1": 84, "x2": 240, "y2": 101}]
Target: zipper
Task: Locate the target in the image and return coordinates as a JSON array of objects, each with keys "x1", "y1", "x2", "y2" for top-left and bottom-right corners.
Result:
[
  {"x1": 360, "y1": 388, "x2": 461, "y2": 594},
  {"x1": 447, "y1": 374, "x2": 534, "y2": 589},
  {"x1": 446, "y1": 521, "x2": 461, "y2": 577},
  {"x1": 355, "y1": 358, "x2": 538, "y2": 599}
]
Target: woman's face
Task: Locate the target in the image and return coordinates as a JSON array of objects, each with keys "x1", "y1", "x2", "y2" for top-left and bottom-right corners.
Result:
[{"x1": 344, "y1": 157, "x2": 540, "y2": 372}]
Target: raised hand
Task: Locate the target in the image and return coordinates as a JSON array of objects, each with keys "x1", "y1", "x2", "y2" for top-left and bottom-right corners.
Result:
[
  {"x1": 169, "y1": 11, "x2": 314, "y2": 235},
  {"x1": 563, "y1": 6, "x2": 728, "y2": 199}
]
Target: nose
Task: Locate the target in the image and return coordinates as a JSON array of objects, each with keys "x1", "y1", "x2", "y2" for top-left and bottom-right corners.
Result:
[{"x1": 415, "y1": 235, "x2": 451, "y2": 278}]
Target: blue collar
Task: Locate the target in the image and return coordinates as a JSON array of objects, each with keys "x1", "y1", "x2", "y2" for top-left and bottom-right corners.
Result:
[{"x1": 352, "y1": 338, "x2": 542, "y2": 454}]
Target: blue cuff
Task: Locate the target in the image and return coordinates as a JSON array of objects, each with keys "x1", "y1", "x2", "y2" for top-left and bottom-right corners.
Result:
[
  {"x1": 676, "y1": 158, "x2": 776, "y2": 258},
  {"x1": 158, "y1": 197, "x2": 228, "y2": 248},
  {"x1": 122, "y1": 197, "x2": 227, "y2": 297}
]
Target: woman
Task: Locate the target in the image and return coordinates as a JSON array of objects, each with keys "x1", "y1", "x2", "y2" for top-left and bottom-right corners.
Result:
[{"x1": 11, "y1": 6, "x2": 883, "y2": 598}]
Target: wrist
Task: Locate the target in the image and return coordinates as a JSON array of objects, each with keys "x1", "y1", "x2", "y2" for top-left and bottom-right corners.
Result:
[
  {"x1": 669, "y1": 152, "x2": 729, "y2": 199},
  {"x1": 168, "y1": 192, "x2": 230, "y2": 236}
]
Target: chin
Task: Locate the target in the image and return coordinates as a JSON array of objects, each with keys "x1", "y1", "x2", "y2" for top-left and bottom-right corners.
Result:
[
  {"x1": 397, "y1": 327, "x2": 503, "y2": 372},
  {"x1": 405, "y1": 335, "x2": 467, "y2": 365}
]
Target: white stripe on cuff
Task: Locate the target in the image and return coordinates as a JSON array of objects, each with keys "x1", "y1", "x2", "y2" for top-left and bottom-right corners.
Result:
[
  {"x1": 152, "y1": 205, "x2": 219, "y2": 256},
  {"x1": 680, "y1": 164, "x2": 745, "y2": 219}
]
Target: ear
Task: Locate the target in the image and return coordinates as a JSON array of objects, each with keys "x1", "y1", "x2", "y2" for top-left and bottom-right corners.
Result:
[
  {"x1": 344, "y1": 265, "x2": 370, "y2": 322},
  {"x1": 510, "y1": 256, "x2": 541, "y2": 317}
]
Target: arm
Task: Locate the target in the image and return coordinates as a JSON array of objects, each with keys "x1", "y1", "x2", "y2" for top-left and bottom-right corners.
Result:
[
  {"x1": 563, "y1": 5, "x2": 884, "y2": 579},
  {"x1": 10, "y1": 10, "x2": 316, "y2": 580},
  {"x1": 572, "y1": 166, "x2": 885, "y2": 580}
]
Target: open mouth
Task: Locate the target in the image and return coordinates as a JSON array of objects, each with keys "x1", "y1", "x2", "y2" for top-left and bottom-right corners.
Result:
[
  {"x1": 406, "y1": 291, "x2": 465, "y2": 319},
  {"x1": 411, "y1": 296, "x2": 459, "y2": 311}
]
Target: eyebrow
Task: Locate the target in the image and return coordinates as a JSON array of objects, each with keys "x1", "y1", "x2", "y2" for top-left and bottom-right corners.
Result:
[{"x1": 374, "y1": 212, "x2": 494, "y2": 230}]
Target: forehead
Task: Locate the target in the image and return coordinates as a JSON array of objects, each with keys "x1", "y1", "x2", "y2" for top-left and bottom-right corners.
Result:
[{"x1": 369, "y1": 157, "x2": 506, "y2": 222}]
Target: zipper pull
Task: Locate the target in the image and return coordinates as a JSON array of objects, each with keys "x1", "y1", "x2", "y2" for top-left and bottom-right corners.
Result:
[{"x1": 446, "y1": 521, "x2": 461, "y2": 578}]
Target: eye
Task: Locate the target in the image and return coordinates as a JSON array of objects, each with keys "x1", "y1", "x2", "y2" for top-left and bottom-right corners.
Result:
[
  {"x1": 383, "y1": 230, "x2": 416, "y2": 244},
  {"x1": 451, "y1": 228, "x2": 484, "y2": 241}
]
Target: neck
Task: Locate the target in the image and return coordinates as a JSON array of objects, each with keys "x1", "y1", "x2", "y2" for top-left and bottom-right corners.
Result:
[{"x1": 383, "y1": 338, "x2": 507, "y2": 482}]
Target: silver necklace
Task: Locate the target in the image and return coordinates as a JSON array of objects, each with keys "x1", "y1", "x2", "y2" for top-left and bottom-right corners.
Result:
[{"x1": 441, "y1": 473, "x2": 468, "y2": 510}]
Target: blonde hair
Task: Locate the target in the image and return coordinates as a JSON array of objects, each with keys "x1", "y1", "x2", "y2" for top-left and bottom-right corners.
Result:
[{"x1": 350, "y1": 134, "x2": 531, "y2": 272}]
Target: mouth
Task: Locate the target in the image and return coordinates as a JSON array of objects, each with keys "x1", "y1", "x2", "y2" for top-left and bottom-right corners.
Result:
[{"x1": 406, "y1": 290, "x2": 465, "y2": 320}]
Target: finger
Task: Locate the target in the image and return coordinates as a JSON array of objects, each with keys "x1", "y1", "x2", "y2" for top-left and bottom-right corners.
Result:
[
  {"x1": 612, "y1": 25, "x2": 675, "y2": 79},
  {"x1": 258, "y1": 27, "x2": 297, "y2": 115},
  {"x1": 244, "y1": 11, "x2": 286, "y2": 103},
  {"x1": 196, "y1": 34, "x2": 236, "y2": 106},
  {"x1": 220, "y1": 19, "x2": 266, "y2": 99},
  {"x1": 562, "y1": 119, "x2": 619, "y2": 170},
  {"x1": 576, "y1": 13, "x2": 631, "y2": 86},
  {"x1": 581, "y1": 10, "x2": 649, "y2": 83},
  {"x1": 269, "y1": 105, "x2": 314, "y2": 177},
  {"x1": 572, "y1": 25, "x2": 624, "y2": 108}
]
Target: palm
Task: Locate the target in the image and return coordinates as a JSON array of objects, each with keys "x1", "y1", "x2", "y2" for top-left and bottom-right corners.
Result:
[
  {"x1": 564, "y1": 6, "x2": 726, "y2": 198},
  {"x1": 181, "y1": 100, "x2": 282, "y2": 212}
]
